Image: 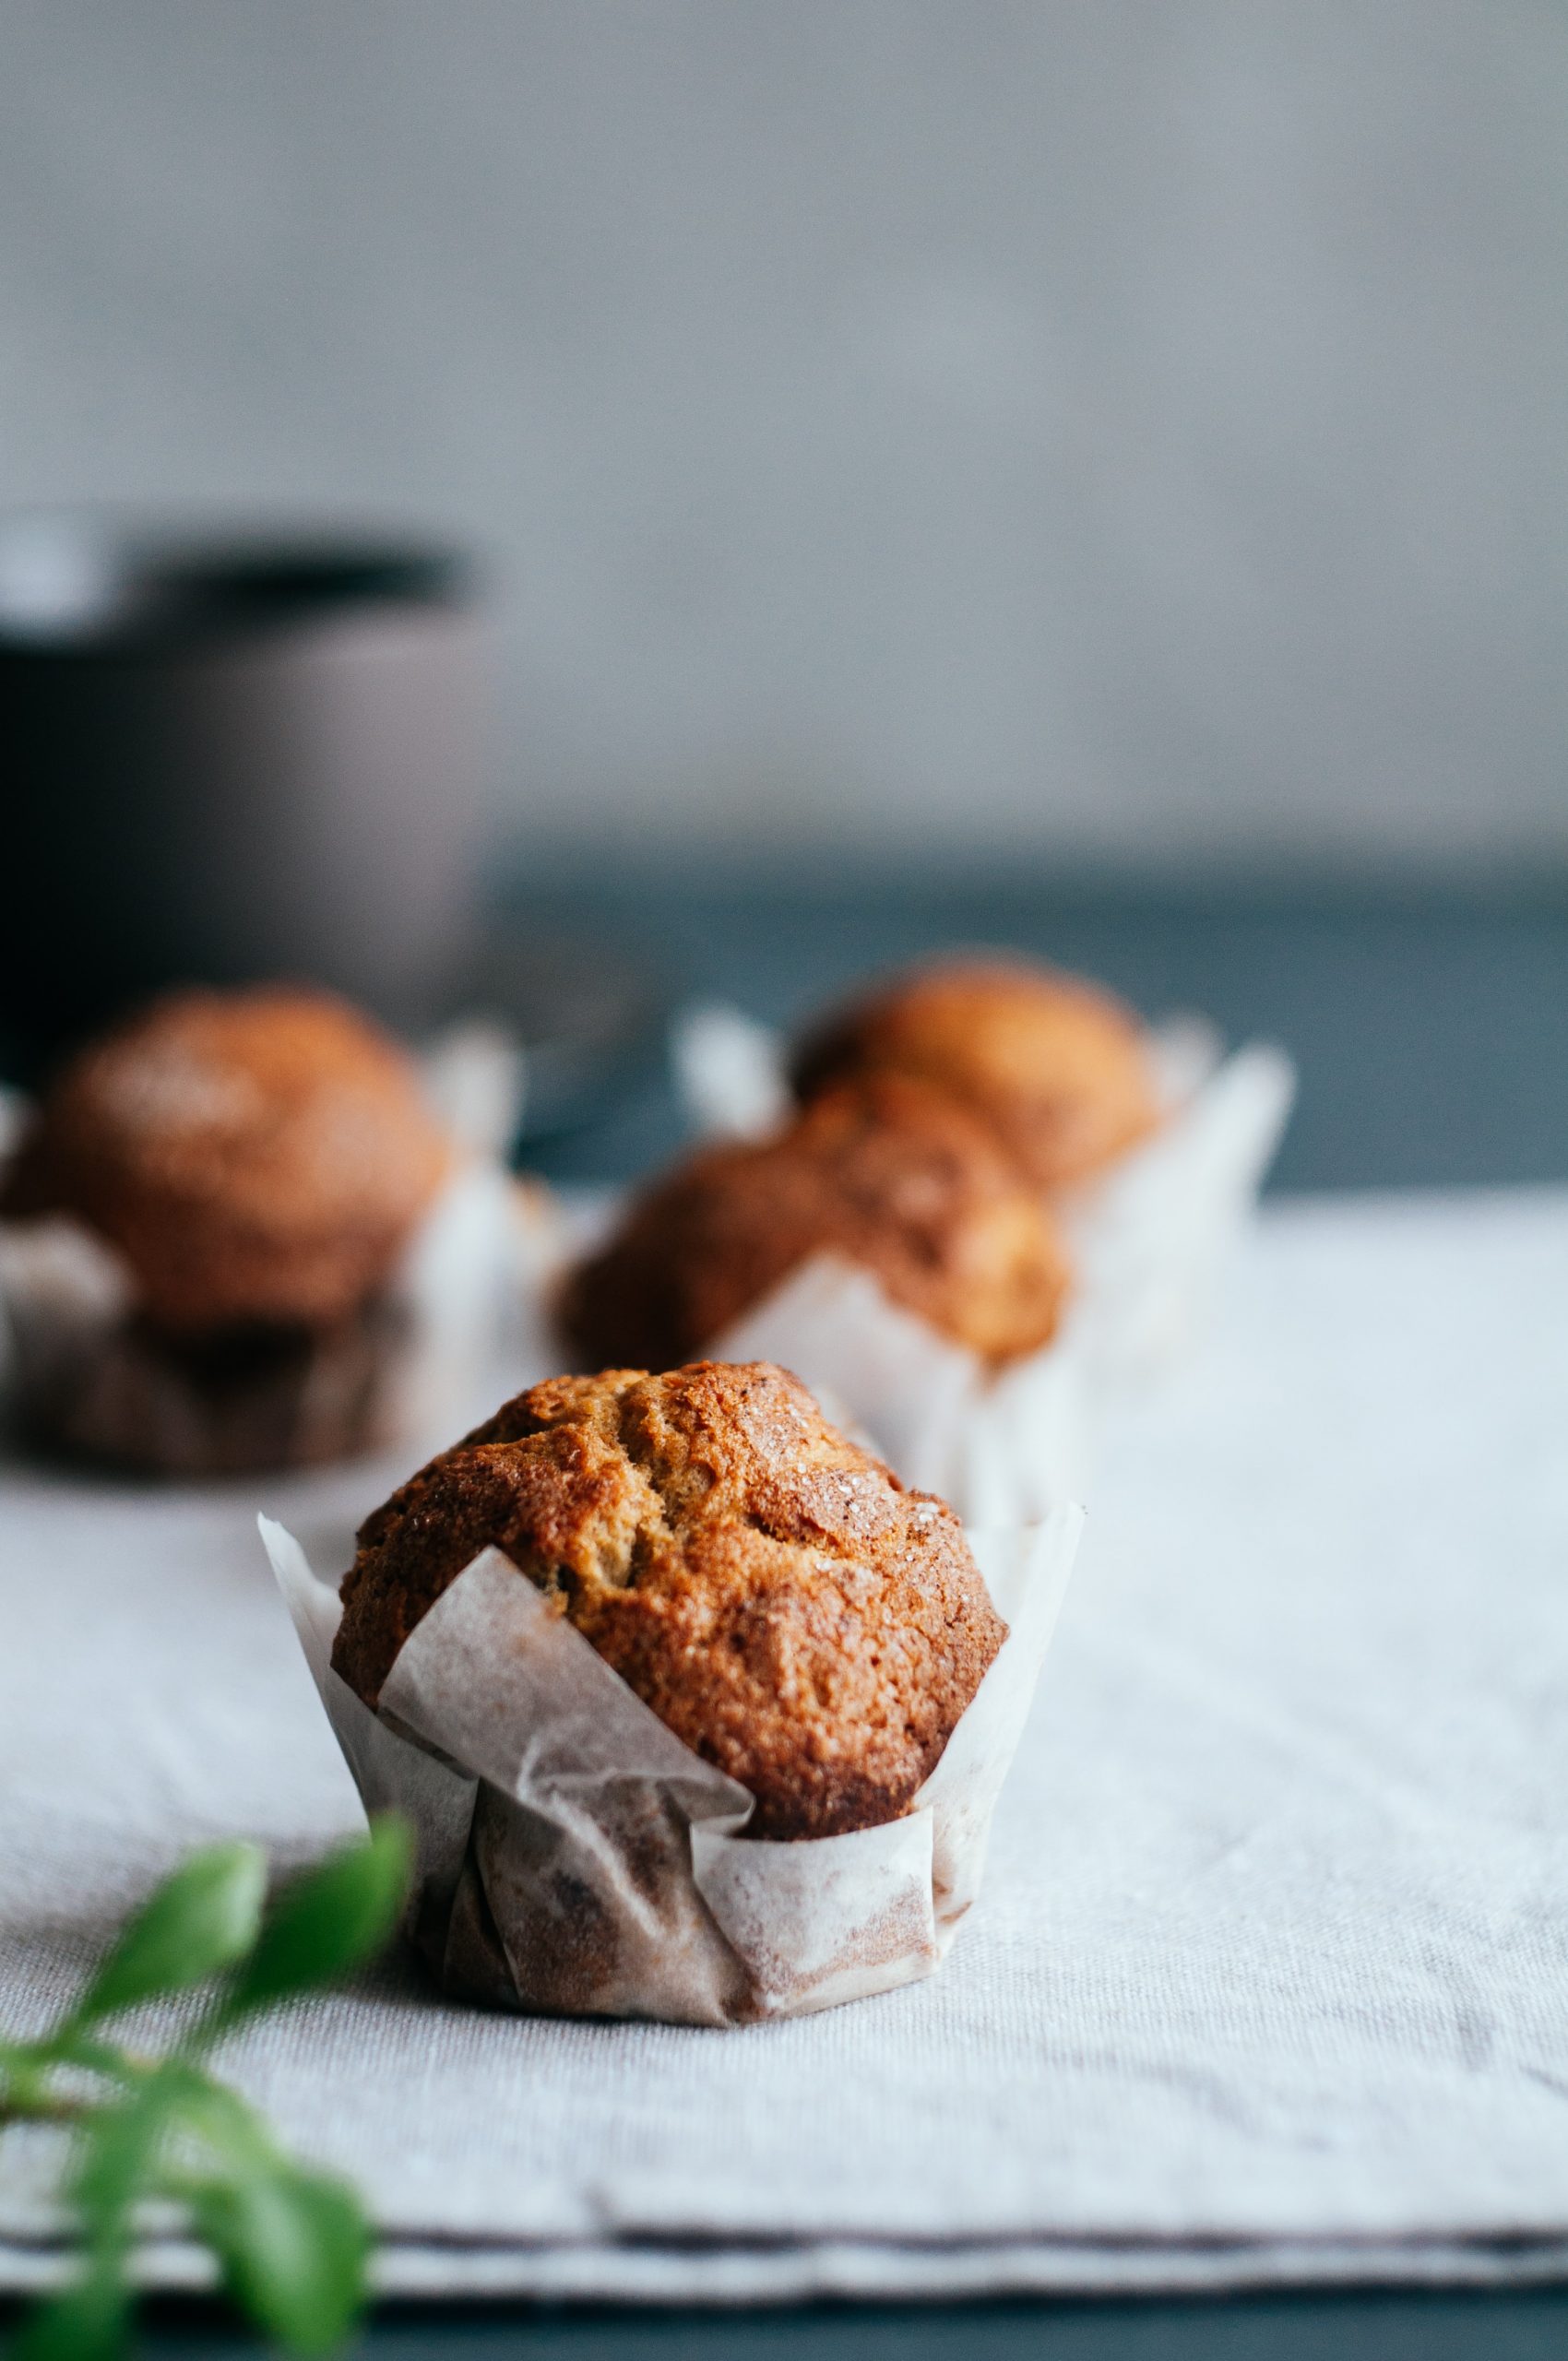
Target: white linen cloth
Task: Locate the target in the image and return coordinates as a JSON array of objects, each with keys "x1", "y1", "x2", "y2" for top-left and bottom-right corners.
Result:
[{"x1": 2, "y1": 1190, "x2": 1566, "y2": 2299}]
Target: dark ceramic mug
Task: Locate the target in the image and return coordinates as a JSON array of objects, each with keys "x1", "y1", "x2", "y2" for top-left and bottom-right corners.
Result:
[{"x1": 0, "y1": 520, "x2": 490, "y2": 1078}]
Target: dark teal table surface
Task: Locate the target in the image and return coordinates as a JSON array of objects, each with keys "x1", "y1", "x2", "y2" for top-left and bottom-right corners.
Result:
[
  {"x1": 10, "y1": 872, "x2": 1568, "y2": 2359},
  {"x1": 512, "y1": 870, "x2": 1568, "y2": 1194},
  {"x1": 96, "y1": 2284, "x2": 1568, "y2": 2357}
]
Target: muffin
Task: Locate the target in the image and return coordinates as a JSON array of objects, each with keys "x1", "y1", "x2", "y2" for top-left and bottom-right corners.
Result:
[
  {"x1": 557, "y1": 1072, "x2": 1071, "y2": 1373},
  {"x1": 790, "y1": 956, "x2": 1161, "y2": 1192},
  {"x1": 333, "y1": 1358, "x2": 1006, "y2": 1841},
  {"x1": 0, "y1": 985, "x2": 451, "y2": 1473}
]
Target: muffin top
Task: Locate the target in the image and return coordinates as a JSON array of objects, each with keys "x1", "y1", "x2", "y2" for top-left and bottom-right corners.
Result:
[
  {"x1": 333, "y1": 1359, "x2": 1005, "y2": 1841},
  {"x1": 790, "y1": 956, "x2": 1160, "y2": 1191},
  {"x1": 1, "y1": 986, "x2": 450, "y2": 1333},
  {"x1": 558, "y1": 1071, "x2": 1071, "y2": 1371}
]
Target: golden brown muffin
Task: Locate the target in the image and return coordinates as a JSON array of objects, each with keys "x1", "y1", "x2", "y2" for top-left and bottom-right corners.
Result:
[
  {"x1": 790, "y1": 956, "x2": 1161, "y2": 1192},
  {"x1": 2, "y1": 986, "x2": 450, "y2": 1333},
  {"x1": 557, "y1": 1072, "x2": 1070, "y2": 1371},
  {"x1": 334, "y1": 1359, "x2": 1005, "y2": 1842}
]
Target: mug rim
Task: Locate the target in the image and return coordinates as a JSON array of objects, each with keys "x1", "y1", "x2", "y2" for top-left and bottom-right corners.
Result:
[{"x1": 0, "y1": 519, "x2": 475, "y2": 652}]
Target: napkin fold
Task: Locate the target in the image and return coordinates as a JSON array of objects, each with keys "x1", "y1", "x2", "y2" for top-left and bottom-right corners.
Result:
[{"x1": 2, "y1": 1191, "x2": 1566, "y2": 2301}]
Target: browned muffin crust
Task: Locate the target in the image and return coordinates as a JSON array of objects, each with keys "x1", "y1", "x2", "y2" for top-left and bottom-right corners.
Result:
[
  {"x1": 334, "y1": 1359, "x2": 1005, "y2": 1842},
  {"x1": 790, "y1": 956, "x2": 1161, "y2": 1192},
  {"x1": 2, "y1": 987, "x2": 450, "y2": 1333},
  {"x1": 557, "y1": 1073, "x2": 1070, "y2": 1372}
]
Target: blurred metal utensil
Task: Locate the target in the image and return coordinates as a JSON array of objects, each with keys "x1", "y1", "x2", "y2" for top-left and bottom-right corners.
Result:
[{"x1": 445, "y1": 928, "x2": 669, "y2": 1150}]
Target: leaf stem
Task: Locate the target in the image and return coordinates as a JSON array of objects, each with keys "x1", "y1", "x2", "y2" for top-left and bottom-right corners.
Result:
[{"x1": 0, "y1": 2090, "x2": 96, "y2": 2129}]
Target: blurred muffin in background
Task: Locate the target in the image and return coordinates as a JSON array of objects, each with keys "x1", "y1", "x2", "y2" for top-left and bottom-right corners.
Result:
[
  {"x1": 790, "y1": 956, "x2": 1160, "y2": 1192},
  {"x1": 559, "y1": 1070, "x2": 1070, "y2": 1372},
  {"x1": 0, "y1": 986, "x2": 453, "y2": 1475}
]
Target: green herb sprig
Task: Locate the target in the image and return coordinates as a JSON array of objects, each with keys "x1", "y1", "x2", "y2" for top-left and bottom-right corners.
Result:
[{"x1": 0, "y1": 1817, "x2": 412, "y2": 2360}]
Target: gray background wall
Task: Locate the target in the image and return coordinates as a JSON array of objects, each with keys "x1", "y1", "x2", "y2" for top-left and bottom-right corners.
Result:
[{"x1": 1, "y1": 1, "x2": 1562, "y2": 875}]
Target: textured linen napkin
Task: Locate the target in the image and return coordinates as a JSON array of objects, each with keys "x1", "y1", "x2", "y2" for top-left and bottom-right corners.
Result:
[{"x1": 2, "y1": 1191, "x2": 1566, "y2": 2300}]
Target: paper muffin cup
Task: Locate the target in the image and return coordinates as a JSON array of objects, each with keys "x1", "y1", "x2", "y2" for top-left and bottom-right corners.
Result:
[
  {"x1": 0, "y1": 1157, "x2": 552, "y2": 1478},
  {"x1": 0, "y1": 1022, "x2": 558, "y2": 1477},
  {"x1": 262, "y1": 1502, "x2": 1082, "y2": 2027},
  {"x1": 703, "y1": 1253, "x2": 1096, "y2": 1525}
]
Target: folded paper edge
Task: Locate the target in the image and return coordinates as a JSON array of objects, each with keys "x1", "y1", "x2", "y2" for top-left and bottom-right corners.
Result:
[{"x1": 259, "y1": 1506, "x2": 1079, "y2": 2022}]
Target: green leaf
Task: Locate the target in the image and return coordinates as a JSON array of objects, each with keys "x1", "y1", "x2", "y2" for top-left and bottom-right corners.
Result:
[
  {"x1": 71, "y1": 1845, "x2": 267, "y2": 2027},
  {"x1": 191, "y1": 2165, "x2": 371, "y2": 2355},
  {"x1": 0, "y1": 2047, "x2": 46, "y2": 2116},
  {"x1": 163, "y1": 2061, "x2": 277, "y2": 2175},
  {"x1": 69, "y1": 2069, "x2": 188, "y2": 2223},
  {"x1": 42, "y1": 2034, "x2": 138, "y2": 2093},
  {"x1": 222, "y1": 1820, "x2": 411, "y2": 2022},
  {"x1": 10, "y1": 2266, "x2": 130, "y2": 2361},
  {"x1": 16, "y1": 2074, "x2": 192, "y2": 2361},
  {"x1": 3, "y1": 1833, "x2": 399, "y2": 2361}
]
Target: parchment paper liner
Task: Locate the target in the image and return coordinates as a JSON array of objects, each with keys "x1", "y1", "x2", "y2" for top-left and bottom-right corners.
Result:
[
  {"x1": 704, "y1": 1255, "x2": 1095, "y2": 1525},
  {"x1": 0, "y1": 1161, "x2": 551, "y2": 1475},
  {"x1": 261, "y1": 1504, "x2": 1083, "y2": 2026}
]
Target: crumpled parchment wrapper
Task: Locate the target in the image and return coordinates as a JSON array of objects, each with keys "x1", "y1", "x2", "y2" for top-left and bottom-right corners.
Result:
[
  {"x1": 0, "y1": 1029, "x2": 557, "y2": 1475},
  {"x1": 706, "y1": 1254, "x2": 1094, "y2": 1525},
  {"x1": 261, "y1": 1504, "x2": 1082, "y2": 2026},
  {"x1": 655, "y1": 1003, "x2": 1295, "y2": 1519}
]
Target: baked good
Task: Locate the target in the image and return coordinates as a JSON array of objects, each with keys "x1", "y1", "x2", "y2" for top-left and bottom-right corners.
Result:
[
  {"x1": 0, "y1": 986, "x2": 451, "y2": 1473},
  {"x1": 790, "y1": 956, "x2": 1160, "y2": 1191},
  {"x1": 557, "y1": 1072, "x2": 1070, "y2": 1370},
  {"x1": 333, "y1": 1358, "x2": 1005, "y2": 1841},
  {"x1": 2, "y1": 985, "x2": 449, "y2": 1332}
]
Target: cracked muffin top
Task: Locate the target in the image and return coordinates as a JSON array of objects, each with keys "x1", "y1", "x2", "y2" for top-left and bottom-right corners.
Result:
[
  {"x1": 1, "y1": 986, "x2": 450, "y2": 1334},
  {"x1": 332, "y1": 1359, "x2": 1006, "y2": 1842},
  {"x1": 790, "y1": 956, "x2": 1161, "y2": 1192},
  {"x1": 557, "y1": 1072, "x2": 1070, "y2": 1371}
]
